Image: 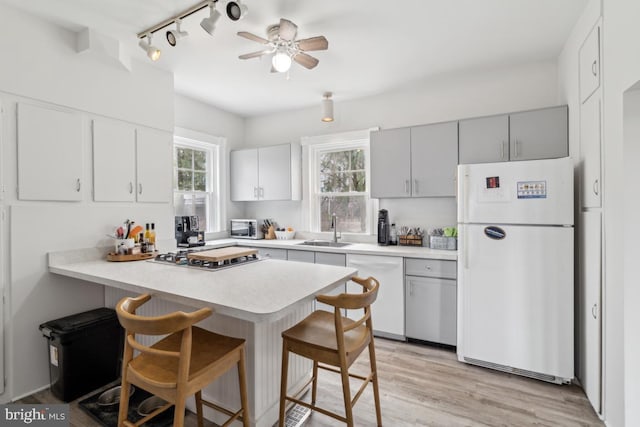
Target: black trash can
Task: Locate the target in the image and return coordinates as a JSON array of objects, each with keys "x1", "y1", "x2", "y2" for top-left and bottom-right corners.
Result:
[{"x1": 39, "y1": 308, "x2": 123, "y2": 402}]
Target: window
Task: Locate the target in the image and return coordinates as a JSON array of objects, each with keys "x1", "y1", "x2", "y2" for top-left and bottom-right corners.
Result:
[
  {"x1": 307, "y1": 130, "x2": 376, "y2": 235},
  {"x1": 173, "y1": 136, "x2": 221, "y2": 232}
]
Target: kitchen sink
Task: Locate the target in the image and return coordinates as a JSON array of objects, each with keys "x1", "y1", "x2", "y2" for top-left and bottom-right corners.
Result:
[{"x1": 297, "y1": 240, "x2": 352, "y2": 248}]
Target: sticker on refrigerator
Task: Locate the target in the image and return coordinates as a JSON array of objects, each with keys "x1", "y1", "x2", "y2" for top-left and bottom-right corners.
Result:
[
  {"x1": 484, "y1": 226, "x2": 506, "y2": 240},
  {"x1": 486, "y1": 176, "x2": 500, "y2": 189},
  {"x1": 517, "y1": 180, "x2": 547, "y2": 199}
]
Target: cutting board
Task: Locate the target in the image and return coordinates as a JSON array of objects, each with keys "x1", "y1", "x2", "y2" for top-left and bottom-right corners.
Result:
[{"x1": 186, "y1": 247, "x2": 258, "y2": 262}]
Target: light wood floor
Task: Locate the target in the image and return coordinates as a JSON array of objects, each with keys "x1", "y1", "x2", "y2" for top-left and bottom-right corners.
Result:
[{"x1": 18, "y1": 338, "x2": 603, "y2": 427}]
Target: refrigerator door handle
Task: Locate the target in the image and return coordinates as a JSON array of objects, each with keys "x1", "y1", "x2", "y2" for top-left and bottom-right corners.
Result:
[
  {"x1": 463, "y1": 227, "x2": 469, "y2": 269},
  {"x1": 462, "y1": 173, "x2": 470, "y2": 223}
]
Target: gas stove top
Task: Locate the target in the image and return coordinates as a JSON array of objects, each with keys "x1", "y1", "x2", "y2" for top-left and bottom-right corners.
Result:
[{"x1": 150, "y1": 247, "x2": 261, "y2": 271}]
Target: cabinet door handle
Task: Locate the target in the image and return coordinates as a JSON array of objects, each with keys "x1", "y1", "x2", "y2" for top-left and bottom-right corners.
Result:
[
  {"x1": 259, "y1": 187, "x2": 264, "y2": 198},
  {"x1": 593, "y1": 179, "x2": 599, "y2": 196},
  {"x1": 404, "y1": 180, "x2": 410, "y2": 194},
  {"x1": 592, "y1": 60, "x2": 598, "y2": 77},
  {"x1": 129, "y1": 182, "x2": 133, "y2": 194},
  {"x1": 414, "y1": 179, "x2": 419, "y2": 195},
  {"x1": 592, "y1": 303, "x2": 598, "y2": 319},
  {"x1": 76, "y1": 178, "x2": 81, "y2": 192},
  {"x1": 409, "y1": 281, "x2": 414, "y2": 297},
  {"x1": 138, "y1": 183, "x2": 143, "y2": 195},
  {"x1": 425, "y1": 266, "x2": 432, "y2": 271},
  {"x1": 514, "y1": 140, "x2": 520, "y2": 158},
  {"x1": 254, "y1": 187, "x2": 258, "y2": 199},
  {"x1": 500, "y1": 141, "x2": 505, "y2": 160}
]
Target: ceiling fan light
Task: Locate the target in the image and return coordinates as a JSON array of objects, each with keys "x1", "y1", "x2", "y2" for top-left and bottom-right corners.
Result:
[
  {"x1": 321, "y1": 92, "x2": 334, "y2": 122},
  {"x1": 139, "y1": 34, "x2": 161, "y2": 61},
  {"x1": 226, "y1": 1, "x2": 248, "y2": 21},
  {"x1": 272, "y1": 50, "x2": 292, "y2": 73},
  {"x1": 200, "y1": 4, "x2": 221, "y2": 35},
  {"x1": 166, "y1": 19, "x2": 188, "y2": 47}
]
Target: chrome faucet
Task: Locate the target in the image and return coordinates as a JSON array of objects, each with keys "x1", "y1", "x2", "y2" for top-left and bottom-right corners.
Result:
[{"x1": 331, "y1": 212, "x2": 339, "y2": 243}]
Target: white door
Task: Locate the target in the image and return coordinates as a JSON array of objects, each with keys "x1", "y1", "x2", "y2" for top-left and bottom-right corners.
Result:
[
  {"x1": 93, "y1": 119, "x2": 136, "y2": 202},
  {"x1": 580, "y1": 92, "x2": 602, "y2": 208},
  {"x1": 579, "y1": 211, "x2": 601, "y2": 412},
  {"x1": 258, "y1": 144, "x2": 291, "y2": 201},
  {"x1": 135, "y1": 128, "x2": 172, "y2": 203},
  {"x1": 346, "y1": 254, "x2": 404, "y2": 338},
  {"x1": 458, "y1": 223, "x2": 573, "y2": 379},
  {"x1": 230, "y1": 149, "x2": 258, "y2": 201},
  {"x1": 17, "y1": 103, "x2": 83, "y2": 201},
  {"x1": 457, "y1": 157, "x2": 574, "y2": 226}
]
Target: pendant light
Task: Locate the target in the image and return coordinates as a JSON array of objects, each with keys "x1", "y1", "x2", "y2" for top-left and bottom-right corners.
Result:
[{"x1": 321, "y1": 92, "x2": 334, "y2": 122}]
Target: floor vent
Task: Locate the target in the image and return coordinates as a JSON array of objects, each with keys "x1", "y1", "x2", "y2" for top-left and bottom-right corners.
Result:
[
  {"x1": 464, "y1": 357, "x2": 564, "y2": 384},
  {"x1": 284, "y1": 404, "x2": 311, "y2": 427}
]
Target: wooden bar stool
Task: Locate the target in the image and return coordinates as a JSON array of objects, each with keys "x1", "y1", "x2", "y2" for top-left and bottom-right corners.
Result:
[
  {"x1": 115, "y1": 294, "x2": 250, "y2": 427},
  {"x1": 278, "y1": 276, "x2": 382, "y2": 427}
]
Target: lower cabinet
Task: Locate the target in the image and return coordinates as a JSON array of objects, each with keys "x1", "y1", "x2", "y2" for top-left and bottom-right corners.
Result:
[
  {"x1": 314, "y1": 252, "x2": 347, "y2": 313},
  {"x1": 346, "y1": 254, "x2": 404, "y2": 339},
  {"x1": 256, "y1": 247, "x2": 287, "y2": 260},
  {"x1": 405, "y1": 258, "x2": 457, "y2": 346}
]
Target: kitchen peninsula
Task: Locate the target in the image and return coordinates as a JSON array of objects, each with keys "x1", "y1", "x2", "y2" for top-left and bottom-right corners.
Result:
[{"x1": 48, "y1": 246, "x2": 357, "y2": 427}]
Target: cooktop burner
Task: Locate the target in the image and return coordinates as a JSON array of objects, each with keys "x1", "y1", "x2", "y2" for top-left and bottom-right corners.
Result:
[{"x1": 150, "y1": 248, "x2": 261, "y2": 271}]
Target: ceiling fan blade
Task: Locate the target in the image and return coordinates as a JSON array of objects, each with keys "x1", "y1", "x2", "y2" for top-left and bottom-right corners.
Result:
[
  {"x1": 237, "y1": 31, "x2": 269, "y2": 44},
  {"x1": 293, "y1": 52, "x2": 319, "y2": 69},
  {"x1": 239, "y1": 49, "x2": 271, "y2": 60},
  {"x1": 297, "y1": 36, "x2": 328, "y2": 51},
  {"x1": 278, "y1": 18, "x2": 298, "y2": 41}
]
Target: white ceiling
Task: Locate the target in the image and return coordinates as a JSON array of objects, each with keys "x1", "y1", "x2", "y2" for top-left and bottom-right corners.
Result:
[{"x1": 0, "y1": 0, "x2": 587, "y2": 117}]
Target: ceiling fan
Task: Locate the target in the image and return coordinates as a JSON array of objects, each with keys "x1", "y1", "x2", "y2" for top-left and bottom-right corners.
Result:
[{"x1": 237, "y1": 18, "x2": 328, "y2": 73}]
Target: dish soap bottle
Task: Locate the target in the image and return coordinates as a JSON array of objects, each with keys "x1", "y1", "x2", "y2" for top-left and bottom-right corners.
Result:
[{"x1": 390, "y1": 223, "x2": 398, "y2": 245}]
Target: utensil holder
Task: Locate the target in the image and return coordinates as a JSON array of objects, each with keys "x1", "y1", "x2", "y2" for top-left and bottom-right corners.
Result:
[
  {"x1": 429, "y1": 236, "x2": 457, "y2": 250},
  {"x1": 399, "y1": 235, "x2": 423, "y2": 246}
]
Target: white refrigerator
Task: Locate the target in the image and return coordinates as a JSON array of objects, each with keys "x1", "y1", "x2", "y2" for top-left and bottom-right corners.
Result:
[{"x1": 457, "y1": 157, "x2": 574, "y2": 384}]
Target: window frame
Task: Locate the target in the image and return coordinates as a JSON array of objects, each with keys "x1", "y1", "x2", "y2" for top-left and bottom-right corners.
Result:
[
  {"x1": 305, "y1": 129, "x2": 378, "y2": 236},
  {"x1": 173, "y1": 133, "x2": 223, "y2": 232}
]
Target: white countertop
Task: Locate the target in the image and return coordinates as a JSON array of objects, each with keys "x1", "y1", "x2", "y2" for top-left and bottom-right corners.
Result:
[
  {"x1": 209, "y1": 238, "x2": 458, "y2": 260},
  {"x1": 48, "y1": 248, "x2": 356, "y2": 323}
]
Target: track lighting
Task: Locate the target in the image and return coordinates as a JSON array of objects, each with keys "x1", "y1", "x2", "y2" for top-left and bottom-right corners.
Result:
[
  {"x1": 226, "y1": 1, "x2": 248, "y2": 21},
  {"x1": 272, "y1": 47, "x2": 292, "y2": 73},
  {"x1": 166, "y1": 18, "x2": 188, "y2": 47},
  {"x1": 200, "y1": 2, "x2": 222, "y2": 36},
  {"x1": 138, "y1": 33, "x2": 161, "y2": 61},
  {"x1": 321, "y1": 92, "x2": 334, "y2": 122}
]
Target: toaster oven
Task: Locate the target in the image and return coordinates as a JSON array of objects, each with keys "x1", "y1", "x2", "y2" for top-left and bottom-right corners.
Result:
[{"x1": 230, "y1": 219, "x2": 264, "y2": 239}]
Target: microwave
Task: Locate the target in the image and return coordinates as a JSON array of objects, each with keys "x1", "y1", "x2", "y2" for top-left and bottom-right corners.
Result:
[{"x1": 230, "y1": 219, "x2": 264, "y2": 239}]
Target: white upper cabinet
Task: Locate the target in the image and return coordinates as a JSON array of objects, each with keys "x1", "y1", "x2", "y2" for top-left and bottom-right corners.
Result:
[
  {"x1": 230, "y1": 143, "x2": 301, "y2": 201},
  {"x1": 370, "y1": 127, "x2": 412, "y2": 198},
  {"x1": 410, "y1": 122, "x2": 458, "y2": 197},
  {"x1": 509, "y1": 106, "x2": 568, "y2": 161},
  {"x1": 17, "y1": 103, "x2": 83, "y2": 201},
  {"x1": 579, "y1": 22, "x2": 601, "y2": 104},
  {"x1": 93, "y1": 119, "x2": 136, "y2": 202},
  {"x1": 92, "y1": 121, "x2": 171, "y2": 203},
  {"x1": 371, "y1": 124, "x2": 457, "y2": 198},
  {"x1": 135, "y1": 128, "x2": 172, "y2": 203},
  {"x1": 458, "y1": 114, "x2": 509, "y2": 164}
]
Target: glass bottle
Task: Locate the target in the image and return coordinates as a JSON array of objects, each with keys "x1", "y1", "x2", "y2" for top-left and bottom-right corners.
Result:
[{"x1": 390, "y1": 223, "x2": 398, "y2": 245}]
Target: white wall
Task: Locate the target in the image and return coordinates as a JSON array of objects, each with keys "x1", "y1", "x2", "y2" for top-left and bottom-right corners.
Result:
[
  {"x1": 0, "y1": 3, "x2": 175, "y2": 400},
  {"x1": 603, "y1": 1, "x2": 640, "y2": 426},
  {"x1": 623, "y1": 86, "x2": 640, "y2": 427},
  {"x1": 242, "y1": 61, "x2": 559, "y2": 234}
]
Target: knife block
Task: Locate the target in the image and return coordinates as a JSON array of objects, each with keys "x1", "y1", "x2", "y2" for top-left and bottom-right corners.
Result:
[{"x1": 265, "y1": 225, "x2": 276, "y2": 240}]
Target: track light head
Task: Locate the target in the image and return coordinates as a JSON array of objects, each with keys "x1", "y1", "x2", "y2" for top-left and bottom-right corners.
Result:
[
  {"x1": 138, "y1": 33, "x2": 161, "y2": 61},
  {"x1": 166, "y1": 19, "x2": 188, "y2": 47},
  {"x1": 226, "y1": 1, "x2": 248, "y2": 21},
  {"x1": 200, "y1": 2, "x2": 221, "y2": 36}
]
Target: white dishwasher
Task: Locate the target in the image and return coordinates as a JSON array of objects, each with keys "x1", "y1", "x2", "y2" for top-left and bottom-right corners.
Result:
[{"x1": 346, "y1": 253, "x2": 404, "y2": 339}]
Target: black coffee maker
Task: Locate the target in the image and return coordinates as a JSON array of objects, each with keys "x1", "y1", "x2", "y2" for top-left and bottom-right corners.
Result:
[
  {"x1": 175, "y1": 216, "x2": 205, "y2": 247},
  {"x1": 377, "y1": 209, "x2": 390, "y2": 246}
]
